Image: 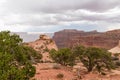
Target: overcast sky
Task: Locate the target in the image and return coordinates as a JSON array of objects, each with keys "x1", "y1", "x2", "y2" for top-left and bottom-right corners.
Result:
[{"x1": 0, "y1": 0, "x2": 120, "y2": 32}]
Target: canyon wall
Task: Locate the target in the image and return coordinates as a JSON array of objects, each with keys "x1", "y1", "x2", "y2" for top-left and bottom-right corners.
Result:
[{"x1": 53, "y1": 29, "x2": 120, "y2": 49}]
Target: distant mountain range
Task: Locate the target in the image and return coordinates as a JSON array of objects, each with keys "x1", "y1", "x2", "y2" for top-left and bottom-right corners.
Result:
[{"x1": 13, "y1": 32, "x2": 53, "y2": 42}]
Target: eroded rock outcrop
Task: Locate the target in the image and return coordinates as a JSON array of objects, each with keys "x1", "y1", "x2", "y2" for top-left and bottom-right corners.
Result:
[
  {"x1": 26, "y1": 35, "x2": 58, "y2": 62},
  {"x1": 53, "y1": 29, "x2": 120, "y2": 49}
]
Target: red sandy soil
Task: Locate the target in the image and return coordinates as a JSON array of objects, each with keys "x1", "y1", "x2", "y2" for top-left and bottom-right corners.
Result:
[
  {"x1": 32, "y1": 63, "x2": 120, "y2": 80},
  {"x1": 83, "y1": 73, "x2": 120, "y2": 80},
  {"x1": 33, "y1": 63, "x2": 76, "y2": 80}
]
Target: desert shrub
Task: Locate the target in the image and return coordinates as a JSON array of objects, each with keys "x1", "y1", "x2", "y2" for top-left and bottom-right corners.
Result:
[
  {"x1": 56, "y1": 73, "x2": 64, "y2": 78},
  {"x1": 50, "y1": 48, "x2": 76, "y2": 66},
  {"x1": 73, "y1": 46, "x2": 114, "y2": 73},
  {"x1": 72, "y1": 45, "x2": 85, "y2": 58}
]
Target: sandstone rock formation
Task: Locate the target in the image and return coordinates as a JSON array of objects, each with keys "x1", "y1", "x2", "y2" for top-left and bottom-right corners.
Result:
[
  {"x1": 26, "y1": 35, "x2": 58, "y2": 62},
  {"x1": 53, "y1": 29, "x2": 120, "y2": 49}
]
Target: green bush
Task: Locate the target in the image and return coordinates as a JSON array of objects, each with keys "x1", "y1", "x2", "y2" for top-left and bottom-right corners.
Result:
[
  {"x1": 73, "y1": 46, "x2": 114, "y2": 73},
  {"x1": 50, "y1": 48, "x2": 75, "y2": 66}
]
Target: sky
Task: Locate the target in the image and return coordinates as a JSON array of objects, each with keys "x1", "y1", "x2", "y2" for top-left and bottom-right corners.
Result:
[{"x1": 0, "y1": 0, "x2": 120, "y2": 32}]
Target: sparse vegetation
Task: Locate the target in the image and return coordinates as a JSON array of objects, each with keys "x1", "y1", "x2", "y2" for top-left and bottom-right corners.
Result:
[{"x1": 50, "y1": 45, "x2": 115, "y2": 73}]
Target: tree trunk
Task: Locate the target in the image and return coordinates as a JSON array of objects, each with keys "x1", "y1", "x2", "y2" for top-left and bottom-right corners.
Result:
[{"x1": 88, "y1": 59, "x2": 93, "y2": 72}]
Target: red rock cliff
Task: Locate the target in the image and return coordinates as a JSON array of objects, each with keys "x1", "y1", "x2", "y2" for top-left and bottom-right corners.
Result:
[{"x1": 53, "y1": 29, "x2": 120, "y2": 49}]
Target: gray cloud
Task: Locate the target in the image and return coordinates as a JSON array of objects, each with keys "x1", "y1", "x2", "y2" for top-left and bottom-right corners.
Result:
[
  {"x1": 0, "y1": 0, "x2": 120, "y2": 32},
  {"x1": 5, "y1": 0, "x2": 120, "y2": 13}
]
